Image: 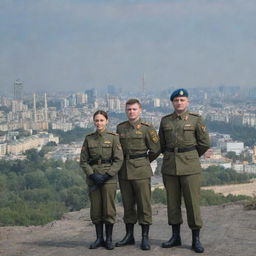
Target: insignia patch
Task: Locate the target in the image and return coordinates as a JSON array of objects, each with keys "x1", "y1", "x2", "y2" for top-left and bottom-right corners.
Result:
[
  {"x1": 201, "y1": 125, "x2": 206, "y2": 132},
  {"x1": 151, "y1": 135, "x2": 159, "y2": 143},
  {"x1": 149, "y1": 130, "x2": 159, "y2": 143},
  {"x1": 136, "y1": 124, "x2": 141, "y2": 129}
]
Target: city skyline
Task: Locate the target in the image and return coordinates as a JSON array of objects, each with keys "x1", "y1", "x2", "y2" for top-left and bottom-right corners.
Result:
[{"x1": 1, "y1": 0, "x2": 256, "y2": 93}]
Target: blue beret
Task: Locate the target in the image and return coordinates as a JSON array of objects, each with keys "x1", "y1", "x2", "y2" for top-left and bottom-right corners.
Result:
[{"x1": 170, "y1": 88, "x2": 189, "y2": 101}]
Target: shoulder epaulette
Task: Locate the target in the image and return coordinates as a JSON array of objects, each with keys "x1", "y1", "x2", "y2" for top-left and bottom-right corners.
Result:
[
  {"x1": 107, "y1": 131, "x2": 118, "y2": 136},
  {"x1": 117, "y1": 121, "x2": 128, "y2": 127},
  {"x1": 86, "y1": 132, "x2": 95, "y2": 137},
  {"x1": 162, "y1": 113, "x2": 173, "y2": 119},
  {"x1": 189, "y1": 112, "x2": 200, "y2": 117},
  {"x1": 141, "y1": 121, "x2": 151, "y2": 127}
]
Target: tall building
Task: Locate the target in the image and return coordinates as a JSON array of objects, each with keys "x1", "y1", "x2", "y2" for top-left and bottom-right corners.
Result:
[
  {"x1": 33, "y1": 93, "x2": 37, "y2": 122},
  {"x1": 14, "y1": 79, "x2": 23, "y2": 101},
  {"x1": 85, "y1": 88, "x2": 97, "y2": 106},
  {"x1": 44, "y1": 93, "x2": 48, "y2": 122}
]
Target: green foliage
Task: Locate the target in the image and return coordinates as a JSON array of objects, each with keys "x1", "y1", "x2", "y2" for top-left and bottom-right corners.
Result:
[
  {"x1": 0, "y1": 150, "x2": 88, "y2": 226},
  {"x1": 152, "y1": 188, "x2": 167, "y2": 204},
  {"x1": 206, "y1": 119, "x2": 256, "y2": 146},
  {"x1": 50, "y1": 127, "x2": 93, "y2": 144},
  {"x1": 202, "y1": 166, "x2": 255, "y2": 186},
  {"x1": 200, "y1": 190, "x2": 250, "y2": 206},
  {"x1": 244, "y1": 196, "x2": 256, "y2": 210}
]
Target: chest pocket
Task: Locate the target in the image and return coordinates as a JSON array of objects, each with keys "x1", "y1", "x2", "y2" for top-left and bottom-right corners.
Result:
[
  {"x1": 102, "y1": 143, "x2": 112, "y2": 159},
  {"x1": 127, "y1": 133, "x2": 146, "y2": 150},
  {"x1": 163, "y1": 126, "x2": 174, "y2": 143},
  {"x1": 183, "y1": 125, "x2": 195, "y2": 142},
  {"x1": 88, "y1": 145, "x2": 99, "y2": 158}
]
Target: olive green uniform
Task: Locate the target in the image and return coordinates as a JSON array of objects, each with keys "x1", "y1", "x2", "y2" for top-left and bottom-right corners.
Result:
[
  {"x1": 80, "y1": 130, "x2": 123, "y2": 224},
  {"x1": 159, "y1": 111, "x2": 210, "y2": 229},
  {"x1": 117, "y1": 119, "x2": 160, "y2": 225}
]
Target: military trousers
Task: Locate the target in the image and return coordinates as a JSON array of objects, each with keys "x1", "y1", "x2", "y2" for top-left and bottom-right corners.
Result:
[
  {"x1": 119, "y1": 178, "x2": 152, "y2": 225},
  {"x1": 89, "y1": 183, "x2": 117, "y2": 224},
  {"x1": 163, "y1": 174, "x2": 202, "y2": 230}
]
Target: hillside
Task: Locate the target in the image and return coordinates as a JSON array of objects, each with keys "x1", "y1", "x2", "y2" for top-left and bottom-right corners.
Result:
[{"x1": 0, "y1": 203, "x2": 255, "y2": 256}]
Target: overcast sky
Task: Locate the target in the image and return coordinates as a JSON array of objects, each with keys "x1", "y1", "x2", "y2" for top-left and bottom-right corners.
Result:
[{"x1": 0, "y1": 0, "x2": 256, "y2": 94}]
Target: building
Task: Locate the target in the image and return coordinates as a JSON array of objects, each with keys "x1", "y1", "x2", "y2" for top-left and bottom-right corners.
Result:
[{"x1": 226, "y1": 142, "x2": 244, "y2": 155}]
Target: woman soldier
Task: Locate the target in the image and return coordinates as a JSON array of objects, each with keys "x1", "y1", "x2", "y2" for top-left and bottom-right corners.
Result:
[{"x1": 80, "y1": 110, "x2": 123, "y2": 250}]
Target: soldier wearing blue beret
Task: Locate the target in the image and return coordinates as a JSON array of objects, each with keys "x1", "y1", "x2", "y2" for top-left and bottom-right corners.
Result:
[
  {"x1": 170, "y1": 88, "x2": 189, "y2": 101},
  {"x1": 159, "y1": 88, "x2": 210, "y2": 253}
]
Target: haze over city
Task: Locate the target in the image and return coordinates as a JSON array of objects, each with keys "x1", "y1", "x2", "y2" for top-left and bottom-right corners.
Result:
[{"x1": 0, "y1": 0, "x2": 256, "y2": 94}]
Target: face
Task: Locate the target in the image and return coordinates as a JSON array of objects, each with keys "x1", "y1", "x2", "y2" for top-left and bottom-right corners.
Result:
[
  {"x1": 126, "y1": 103, "x2": 141, "y2": 122},
  {"x1": 94, "y1": 114, "x2": 108, "y2": 132},
  {"x1": 172, "y1": 96, "x2": 189, "y2": 114}
]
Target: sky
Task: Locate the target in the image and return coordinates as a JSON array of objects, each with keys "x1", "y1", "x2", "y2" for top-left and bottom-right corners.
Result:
[{"x1": 0, "y1": 0, "x2": 256, "y2": 94}]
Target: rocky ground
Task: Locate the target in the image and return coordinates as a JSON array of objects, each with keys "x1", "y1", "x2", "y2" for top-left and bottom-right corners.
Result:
[{"x1": 0, "y1": 202, "x2": 256, "y2": 256}]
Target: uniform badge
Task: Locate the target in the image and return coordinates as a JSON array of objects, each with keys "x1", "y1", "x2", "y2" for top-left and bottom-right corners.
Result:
[
  {"x1": 104, "y1": 140, "x2": 111, "y2": 144},
  {"x1": 179, "y1": 90, "x2": 184, "y2": 96},
  {"x1": 201, "y1": 125, "x2": 206, "y2": 133},
  {"x1": 184, "y1": 115, "x2": 189, "y2": 121},
  {"x1": 149, "y1": 130, "x2": 159, "y2": 143},
  {"x1": 135, "y1": 131, "x2": 143, "y2": 135},
  {"x1": 136, "y1": 124, "x2": 141, "y2": 129}
]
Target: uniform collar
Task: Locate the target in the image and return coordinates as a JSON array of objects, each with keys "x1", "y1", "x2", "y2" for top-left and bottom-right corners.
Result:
[
  {"x1": 128, "y1": 118, "x2": 141, "y2": 129},
  {"x1": 172, "y1": 110, "x2": 189, "y2": 120},
  {"x1": 95, "y1": 129, "x2": 108, "y2": 137}
]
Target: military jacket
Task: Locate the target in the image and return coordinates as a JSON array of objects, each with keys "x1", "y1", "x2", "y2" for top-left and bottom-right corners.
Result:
[
  {"x1": 80, "y1": 130, "x2": 123, "y2": 185},
  {"x1": 117, "y1": 119, "x2": 161, "y2": 180},
  {"x1": 159, "y1": 111, "x2": 210, "y2": 176}
]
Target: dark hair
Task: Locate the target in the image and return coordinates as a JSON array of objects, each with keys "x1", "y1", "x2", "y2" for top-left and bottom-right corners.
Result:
[
  {"x1": 125, "y1": 98, "x2": 142, "y2": 108},
  {"x1": 93, "y1": 110, "x2": 108, "y2": 120}
]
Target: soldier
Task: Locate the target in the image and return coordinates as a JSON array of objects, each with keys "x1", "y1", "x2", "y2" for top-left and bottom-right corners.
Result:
[
  {"x1": 115, "y1": 99, "x2": 160, "y2": 250},
  {"x1": 80, "y1": 110, "x2": 123, "y2": 250},
  {"x1": 159, "y1": 89, "x2": 210, "y2": 253}
]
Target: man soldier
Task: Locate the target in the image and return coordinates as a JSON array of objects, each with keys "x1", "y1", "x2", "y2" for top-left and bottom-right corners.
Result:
[
  {"x1": 159, "y1": 89, "x2": 210, "y2": 253},
  {"x1": 115, "y1": 99, "x2": 160, "y2": 250}
]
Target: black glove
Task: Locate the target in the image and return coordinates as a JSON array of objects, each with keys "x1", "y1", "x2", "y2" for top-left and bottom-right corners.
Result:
[
  {"x1": 102, "y1": 173, "x2": 111, "y2": 182},
  {"x1": 89, "y1": 173, "x2": 105, "y2": 185}
]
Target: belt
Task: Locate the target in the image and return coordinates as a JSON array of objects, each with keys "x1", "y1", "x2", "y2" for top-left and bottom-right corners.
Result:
[
  {"x1": 165, "y1": 146, "x2": 196, "y2": 153},
  {"x1": 89, "y1": 159, "x2": 112, "y2": 165},
  {"x1": 125, "y1": 153, "x2": 148, "y2": 159}
]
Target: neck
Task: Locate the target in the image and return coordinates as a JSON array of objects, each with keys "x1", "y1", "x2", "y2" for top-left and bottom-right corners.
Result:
[
  {"x1": 97, "y1": 128, "x2": 106, "y2": 133},
  {"x1": 175, "y1": 109, "x2": 187, "y2": 115},
  {"x1": 129, "y1": 117, "x2": 140, "y2": 123}
]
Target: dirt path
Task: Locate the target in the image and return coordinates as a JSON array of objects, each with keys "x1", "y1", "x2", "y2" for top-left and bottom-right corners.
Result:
[
  {"x1": 202, "y1": 179, "x2": 256, "y2": 196},
  {"x1": 0, "y1": 202, "x2": 256, "y2": 256}
]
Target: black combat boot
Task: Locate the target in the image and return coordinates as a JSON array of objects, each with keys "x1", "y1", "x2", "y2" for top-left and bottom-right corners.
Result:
[
  {"x1": 161, "y1": 224, "x2": 182, "y2": 248},
  {"x1": 105, "y1": 223, "x2": 114, "y2": 250},
  {"x1": 192, "y1": 229, "x2": 204, "y2": 253},
  {"x1": 115, "y1": 223, "x2": 135, "y2": 247},
  {"x1": 89, "y1": 222, "x2": 105, "y2": 249},
  {"x1": 140, "y1": 224, "x2": 150, "y2": 250}
]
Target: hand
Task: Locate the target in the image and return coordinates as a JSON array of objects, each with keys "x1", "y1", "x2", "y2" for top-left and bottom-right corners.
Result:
[
  {"x1": 89, "y1": 173, "x2": 105, "y2": 185},
  {"x1": 102, "y1": 173, "x2": 111, "y2": 182}
]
